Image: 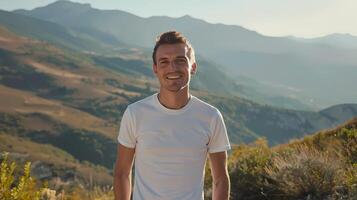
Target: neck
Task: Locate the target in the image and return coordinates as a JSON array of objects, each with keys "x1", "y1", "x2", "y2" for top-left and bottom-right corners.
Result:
[{"x1": 157, "y1": 88, "x2": 191, "y2": 109}]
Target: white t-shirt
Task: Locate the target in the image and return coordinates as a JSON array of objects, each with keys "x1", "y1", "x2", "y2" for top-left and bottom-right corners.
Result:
[{"x1": 118, "y1": 93, "x2": 231, "y2": 200}]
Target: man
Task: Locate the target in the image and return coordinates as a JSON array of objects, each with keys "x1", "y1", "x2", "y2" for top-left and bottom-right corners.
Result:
[{"x1": 114, "y1": 31, "x2": 231, "y2": 200}]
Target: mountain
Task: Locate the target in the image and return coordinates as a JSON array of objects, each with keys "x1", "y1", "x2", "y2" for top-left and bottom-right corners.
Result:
[
  {"x1": 319, "y1": 103, "x2": 357, "y2": 121},
  {"x1": 14, "y1": 0, "x2": 357, "y2": 108},
  {"x1": 203, "y1": 94, "x2": 357, "y2": 144},
  {"x1": 290, "y1": 33, "x2": 357, "y2": 50},
  {"x1": 1, "y1": 25, "x2": 356, "y2": 146},
  {"x1": 2, "y1": 8, "x2": 311, "y2": 111},
  {"x1": 0, "y1": 9, "x2": 128, "y2": 55}
]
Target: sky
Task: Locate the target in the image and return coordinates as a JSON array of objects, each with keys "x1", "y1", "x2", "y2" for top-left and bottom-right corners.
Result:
[{"x1": 1, "y1": 0, "x2": 356, "y2": 38}]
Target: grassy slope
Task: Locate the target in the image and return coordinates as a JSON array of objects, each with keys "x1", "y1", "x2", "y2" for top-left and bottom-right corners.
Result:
[
  {"x1": 224, "y1": 118, "x2": 357, "y2": 200},
  {"x1": 0, "y1": 85, "x2": 116, "y2": 139},
  {"x1": 0, "y1": 9, "x2": 119, "y2": 54},
  {"x1": 1, "y1": 25, "x2": 357, "y2": 145},
  {"x1": 0, "y1": 133, "x2": 113, "y2": 188}
]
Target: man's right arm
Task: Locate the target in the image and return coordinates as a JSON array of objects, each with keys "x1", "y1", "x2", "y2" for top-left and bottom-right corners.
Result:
[{"x1": 114, "y1": 144, "x2": 135, "y2": 200}]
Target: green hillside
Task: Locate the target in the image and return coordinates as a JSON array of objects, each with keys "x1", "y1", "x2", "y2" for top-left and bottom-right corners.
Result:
[
  {"x1": 2, "y1": 118, "x2": 355, "y2": 199},
  {"x1": 0, "y1": 133, "x2": 112, "y2": 186},
  {"x1": 0, "y1": 9, "x2": 123, "y2": 54},
  {"x1": 222, "y1": 118, "x2": 357, "y2": 200},
  {"x1": 1, "y1": 25, "x2": 356, "y2": 147}
]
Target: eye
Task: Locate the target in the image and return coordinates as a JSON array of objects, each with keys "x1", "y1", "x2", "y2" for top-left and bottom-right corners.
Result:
[
  {"x1": 175, "y1": 58, "x2": 187, "y2": 65},
  {"x1": 159, "y1": 60, "x2": 169, "y2": 66}
]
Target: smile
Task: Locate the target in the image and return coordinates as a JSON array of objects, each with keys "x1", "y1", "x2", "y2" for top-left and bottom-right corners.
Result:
[{"x1": 166, "y1": 75, "x2": 182, "y2": 80}]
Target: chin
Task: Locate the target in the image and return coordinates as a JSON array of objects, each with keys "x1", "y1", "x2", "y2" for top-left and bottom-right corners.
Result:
[
  {"x1": 165, "y1": 87, "x2": 182, "y2": 92},
  {"x1": 165, "y1": 85, "x2": 189, "y2": 93}
]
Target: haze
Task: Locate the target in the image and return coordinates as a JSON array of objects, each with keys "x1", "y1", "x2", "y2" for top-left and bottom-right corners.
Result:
[{"x1": 1, "y1": 0, "x2": 356, "y2": 38}]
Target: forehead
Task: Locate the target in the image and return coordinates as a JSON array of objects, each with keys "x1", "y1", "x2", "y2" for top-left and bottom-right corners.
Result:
[{"x1": 156, "y1": 43, "x2": 189, "y2": 59}]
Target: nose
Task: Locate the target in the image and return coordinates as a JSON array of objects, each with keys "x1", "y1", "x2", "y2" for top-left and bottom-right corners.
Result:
[{"x1": 168, "y1": 60, "x2": 179, "y2": 71}]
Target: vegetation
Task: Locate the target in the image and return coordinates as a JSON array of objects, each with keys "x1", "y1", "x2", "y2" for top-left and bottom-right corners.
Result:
[
  {"x1": 0, "y1": 152, "x2": 114, "y2": 200},
  {"x1": 0, "y1": 49, "x2": 55, "y2": 92},
  {"x1": 0, "y1": 153, "x2": 43, "y2": 200},
  {"x1": 225, "y1": 118, "x2": 357, "y2": 200},
  {"x1": 2, "y1": 118, "x2": 355, "y2": 199},
  {"x1": 0, "y1": 113, "x2": 117, "y2": 169},
  {"x1": 72, "y1": 96, "x2": 127, "y2": 123},
  {"x1": 2, "y1": 24, "x2": 356, "y2": 146},
  {"x1": 92, "y1": 55, "x2": 153, "y2": 78}
]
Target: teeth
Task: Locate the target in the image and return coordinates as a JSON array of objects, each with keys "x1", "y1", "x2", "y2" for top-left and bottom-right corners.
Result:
[{"x1": 167, "y1": 75, "x2": 181, "y2": 79}]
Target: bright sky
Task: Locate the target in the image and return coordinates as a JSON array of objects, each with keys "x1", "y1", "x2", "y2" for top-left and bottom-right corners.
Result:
[{"x1": 1, "y1": 0, "x2": 356, "y2": 38}]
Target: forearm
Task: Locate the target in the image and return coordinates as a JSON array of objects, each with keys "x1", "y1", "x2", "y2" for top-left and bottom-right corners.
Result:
[
  {"x1": 114, "y1": 174, "x2": 132, "y2": 200},
  {"x1": 212, "y1": 175, "x2": 230, "y2": 200}
]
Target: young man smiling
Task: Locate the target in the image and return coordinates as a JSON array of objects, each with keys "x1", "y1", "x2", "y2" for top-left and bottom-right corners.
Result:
[{"x1": 114, "y1": 31, "x2": 231, "y2": 200}]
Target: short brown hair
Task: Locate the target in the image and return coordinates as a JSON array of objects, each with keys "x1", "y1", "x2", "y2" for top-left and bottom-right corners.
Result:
[{"x1": 152, "y1": 31, "x2": 195, "y2": 65}]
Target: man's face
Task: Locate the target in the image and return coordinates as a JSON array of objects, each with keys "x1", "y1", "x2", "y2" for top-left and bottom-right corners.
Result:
[{"x1": 153, "y1": 43, "x2": 196, "y2": 93}]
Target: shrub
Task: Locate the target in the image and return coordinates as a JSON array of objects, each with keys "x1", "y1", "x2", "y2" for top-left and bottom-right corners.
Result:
[
  {"x1": 0, "y1": 152, "x2": 43, "y2": 200},
  {"x1": 229, "y1": 138, "x2": 273, "y2": 200},
  {"x1": 0, "y1": 152, "x2": 114, "y2": 200},
  {"x1": 264, "y1": 145, "x2": 344, "y2": 200},
  {"x1": 343, "y1": 164, "x2": 357, "y2": 199}
]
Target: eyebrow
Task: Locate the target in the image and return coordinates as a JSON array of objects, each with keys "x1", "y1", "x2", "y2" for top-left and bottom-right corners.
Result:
[
  {"x1": 158, "y1": 58, "x2": 169, "y2": 62},
  {"x1": 176, "y1": 56, "x2": 187, "y2": 59},
  {"x1": 158, "y1": 55, "x2": 188, "y2": 62}
]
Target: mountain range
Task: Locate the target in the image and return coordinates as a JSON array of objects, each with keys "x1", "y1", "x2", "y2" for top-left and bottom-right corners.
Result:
[
  {"x1": 289, "y1": 33, "x2": 357, "y2": 50},
  {"x1": 0, "y1": 0, "x2": 357, "y2": 190},
  {"x1": 0, "y1": 8, "x2": 315, "y2": 111},
  {"x1": 13, "y1": 0, "x2": 357, "y2": 109}
]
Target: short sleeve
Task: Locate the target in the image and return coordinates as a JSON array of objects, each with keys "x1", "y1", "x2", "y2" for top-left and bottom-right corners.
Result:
[
  {"x1": 117, "y1": 106, "x2": 136, "y2": 148},
  {"x1": 208, "y1": 110, "x2": 231, "y2": 153}
]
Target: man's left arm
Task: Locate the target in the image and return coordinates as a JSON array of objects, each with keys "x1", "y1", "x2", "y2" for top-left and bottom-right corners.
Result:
[{"x1": 209, "y1": 151, "x2": 230, "y2": 200}]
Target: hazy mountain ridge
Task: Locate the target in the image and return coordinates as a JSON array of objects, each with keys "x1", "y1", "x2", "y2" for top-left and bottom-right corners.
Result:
[
  {"x1": 289, "y1": 33, "x2": 357, "y2": 50},
  {"x1": 3, "y1": 11, "x2": 313, "y2": 110},
  {"x1": 0, "y1": 9, "x2": 124, "y2": 54},
  {"x1": 13, "y1": 0, "x2": 357, "y2": 108},
  {"x1": 1, "y1": 13, "x2": 356, "y2": 145},
  {"x1": 203, "y1": 95, "x2": 357, "y2": 144}
]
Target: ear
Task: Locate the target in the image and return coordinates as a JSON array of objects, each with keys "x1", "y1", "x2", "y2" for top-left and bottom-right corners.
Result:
[{"x1": 190, "y1": 62, "x2": 197, "y2": 75}]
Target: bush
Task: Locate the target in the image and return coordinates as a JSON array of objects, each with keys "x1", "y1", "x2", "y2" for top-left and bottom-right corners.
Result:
[
  {"x1": 0, "y1": 152, "x2": 43, "y2": 200},
  {"x1": 264, "y1": 145, "x2": 344, "y2": 200},
  {"x1": 228, "y1": 130, "x2": 356, "y2": 200},
  {"x1": 0, "y1": 152, "x2": 114, "y2": 200},
  {"x1": 343, "y1": 164, "x2": 357, "y2": 199},
  {"x1": 229, "y1": 138, "x2": 273, "y2": 200}
]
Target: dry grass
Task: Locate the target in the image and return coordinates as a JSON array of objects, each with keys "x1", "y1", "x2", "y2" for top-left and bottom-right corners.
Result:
[
  {"x1": 1, "y1": 152, "x2": 114, "y2": 200},
  {"x1": 265, "y1": 145, "x2": 344, "y2": 199},
  {"x1": 0, "y1": 85, "x2": 117, "y2": 139},
  {"x1": 228, "y1": 119, "x2": 357, "y2": 200},
  {"x1": 0, "y1": 134, "x2": 113, "y2": 187}
]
